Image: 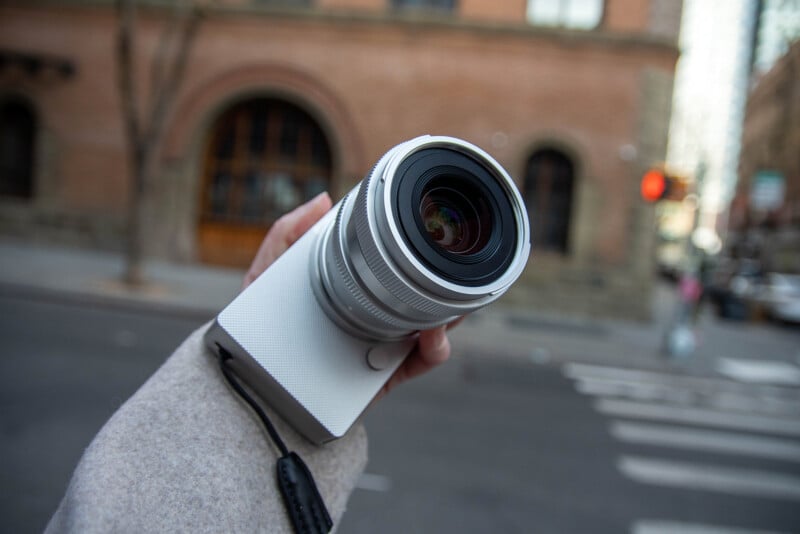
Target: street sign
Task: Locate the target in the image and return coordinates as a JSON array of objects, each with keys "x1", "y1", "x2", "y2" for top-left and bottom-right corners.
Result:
[{"x1": 750, "y1": 170, "x2": 785, "y2": 211}]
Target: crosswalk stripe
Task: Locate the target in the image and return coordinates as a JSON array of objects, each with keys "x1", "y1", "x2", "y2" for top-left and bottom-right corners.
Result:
[
  {"x1": 576, "y1": 377, "x2": 689, "y2": 402},
  {"x1": 610, "y1": 421, "x2": 800, "y2": 463},
  {"x1": 564, "y1": 362, "x2": 737, "y2": 388},
  {"x1": 596, "y1": 399, "x2": 800, "y2": 437},
  {"x1": 631, "y1": 519, "x2": 792, "y2": 534},
  {"x1": 717, "y1": 358, "x2": 800, "y2": 386},
  {"x1": 576, "y1": 378, "x2": 800, "y2": 417},
  {"x1": 564, "y1": 363, "x2": 800, "y2": 398},
  {"x1": 570, "y1": 362, "x2": 800, "y2": 529},
  {"x1": 618, "y1": 456, "x2": 800, "y2": 501}
]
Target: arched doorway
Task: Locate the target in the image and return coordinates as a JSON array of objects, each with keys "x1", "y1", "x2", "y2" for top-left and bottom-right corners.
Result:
[
  {"x1": 197, "y1": 97, "x2": 332, "y2": 267},
  {"x1": 0, "y1": 97, "x2": 36, "y2": 199},
  {"x1": 524, "y1": 148, "x2": 575, "y2": 254}
]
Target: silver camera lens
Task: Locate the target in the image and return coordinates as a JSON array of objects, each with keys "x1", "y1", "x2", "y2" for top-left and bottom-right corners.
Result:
[{"x1": 312, "y1": 136, "x2": 531, "y2": 340}]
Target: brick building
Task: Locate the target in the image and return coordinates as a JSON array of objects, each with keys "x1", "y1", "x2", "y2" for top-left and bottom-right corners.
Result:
[
  {"x1": 0, "y1": 0, "x2": 681, "y2": 318},
  {"x1": 730, "y1": 40, "x2": 800, "y2": 273}
]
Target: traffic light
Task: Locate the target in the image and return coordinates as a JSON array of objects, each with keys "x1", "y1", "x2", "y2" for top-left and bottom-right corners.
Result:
[
  {"x1": 641, "y1": 169, "x2": 688, "y2": 202},
  {"x1": 641, "y1": 169, "x2": 667, "y2": 202}
]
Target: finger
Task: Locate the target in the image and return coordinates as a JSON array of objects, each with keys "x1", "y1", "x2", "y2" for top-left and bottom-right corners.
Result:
[
  {"x1": 378, "y1": 326, "x2": 450, "y2": 398},
  {"x1": 243, "y1": 191, "x2": 332, "y2": 289},
  {"x1": 446, "y1": 315, "x2": 467, "y2": 331}
]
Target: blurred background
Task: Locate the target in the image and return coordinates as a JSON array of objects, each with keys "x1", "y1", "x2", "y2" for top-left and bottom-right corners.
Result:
[{"x1": 1, "y1": 0, "x2": 799, "y2": 532}]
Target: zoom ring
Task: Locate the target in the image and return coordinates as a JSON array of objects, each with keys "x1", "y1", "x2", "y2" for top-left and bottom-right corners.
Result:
[
  {"x1": 328, "y1": 197, "x2": 411, "y2": 330},
  {"x1": 352, "y1": 173, "x2": 459, "y2": 319}
]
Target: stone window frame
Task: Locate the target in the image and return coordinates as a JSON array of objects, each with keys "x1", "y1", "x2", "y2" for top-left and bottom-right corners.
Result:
[
  {"x1": 390, "y1": 0, "x2": 458, "y2": 14},
  {"x1": 525, "y1": 0, "x2": 605, "y2": 30},
  {"x1": 523, "y1": 145, "x2": 578, "y2": 255}
]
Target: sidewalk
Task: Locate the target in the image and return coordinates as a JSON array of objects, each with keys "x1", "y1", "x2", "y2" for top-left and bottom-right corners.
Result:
[
  {"x1": 2, "y1": 239, "x2": 798, "y2": 377},
  {"x1": 0, "y1": 239, "x2": 243, "y2": 318}
]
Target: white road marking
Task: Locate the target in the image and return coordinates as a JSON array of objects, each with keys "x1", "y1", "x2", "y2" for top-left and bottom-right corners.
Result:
[
  {"x1": 596, "y1": 399, "x2": 800, "y2": 437},
  {"x1": 575, "y1": 378, "x2": 800, "y2": 417},
  {"x1": 565, "y1": 362, "x2": 731, "y2": 388},
  {"x1": 717, "y1": 358, "x2": 800, "y2": 386},
  {"x1": 356, "y1": 472, "x2": 392, "y2": 492},
  {"x1": 610, "y1": 421, "x2": 800, "y2": 463},
  {"x1": 576, "y1": 378, "x2": 689, "y2": 402},
  {"x1": 564, "y1": 363, "x2": 800, "y2": 397},
  {"x1": 631, "y1": 519, "x2": 792, "y2": 534},
  {"x1": 618, "y1": 456, "x2": 800, "y2": 501}
]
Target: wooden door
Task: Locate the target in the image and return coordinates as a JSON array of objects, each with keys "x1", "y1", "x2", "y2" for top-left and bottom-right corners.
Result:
[{"x1": 198, "y1": 98, "x2": 332, "y2": 267}]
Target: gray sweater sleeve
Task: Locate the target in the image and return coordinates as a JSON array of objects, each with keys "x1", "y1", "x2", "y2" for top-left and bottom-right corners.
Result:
[{"x1": 45, "y1": 324, "x2": 368, "y2": 533}]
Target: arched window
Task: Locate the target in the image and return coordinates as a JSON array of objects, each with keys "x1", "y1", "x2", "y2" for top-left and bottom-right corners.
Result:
[
  {"x1": 198, "y1": 98, "x2": 332, "y2": 266},
  {"x1": 0, "y1": 97, "x2": 36, "y2": 199},
  {"x1": 524, "y1": 148, "x2": 575, "y2": 254}
]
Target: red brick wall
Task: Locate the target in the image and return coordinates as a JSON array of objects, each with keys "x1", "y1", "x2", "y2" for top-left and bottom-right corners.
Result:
[
  {"x1": 0, "y1": 5, "x2": 125, "y2": 213},
  {"x1": 0, "y1": 0, "x2": 679, "y2": 317}
]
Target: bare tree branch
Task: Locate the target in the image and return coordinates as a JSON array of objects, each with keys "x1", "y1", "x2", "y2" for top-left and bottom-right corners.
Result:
[
  {"x1": 115, "y1": 0, "x2": 200, "y2": 285},
  {"x1": 144, "y1": 3, "x2": 199, "y2": 156},
  {"x1": 148, "y1": 0, "x2": 190, "y2": 115},
  {"x1": 116, "y1": 0, "x2": 142, "y2": 172}
]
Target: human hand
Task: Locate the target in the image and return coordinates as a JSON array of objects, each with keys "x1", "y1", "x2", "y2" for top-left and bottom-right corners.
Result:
[
  {"x1": 243, "y1": 191, "x2": 462, "y2": 397},
  {"x1": 243, "y1": 191, "x2": 333, "y2": 290},
  {"x1": 377, "y1": 315, "x2": 464, "y2": 399}
]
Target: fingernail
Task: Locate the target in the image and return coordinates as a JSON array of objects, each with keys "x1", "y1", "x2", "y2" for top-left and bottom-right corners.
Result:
[
  {"x1": 432, "y1": 326, "x2": 447, "y2": 349},
  {"x1": 295, "y1": 192, "x2": 328, "y2": 215},
  {"x1": 312, "y1": 191, "x2": 331, "y2": 204}
]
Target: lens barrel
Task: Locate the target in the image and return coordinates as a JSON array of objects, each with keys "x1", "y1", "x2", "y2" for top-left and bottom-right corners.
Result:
[{"x1": 312, "y1": 136, "x2": 531, "y2": 340}]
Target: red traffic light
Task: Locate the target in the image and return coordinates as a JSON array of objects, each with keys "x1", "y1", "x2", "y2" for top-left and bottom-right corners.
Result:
[
  {"x1": 641, "y1": 169, "x2": 689, "y2": 202},
  {"x1": 641, "y1": 169, "x2": 667, "y2": 202}
]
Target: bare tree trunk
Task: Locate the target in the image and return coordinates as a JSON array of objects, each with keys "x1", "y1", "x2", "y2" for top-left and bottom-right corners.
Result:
[{"x1": 115, "y1": 0, "x2": 199, "y2": 286}]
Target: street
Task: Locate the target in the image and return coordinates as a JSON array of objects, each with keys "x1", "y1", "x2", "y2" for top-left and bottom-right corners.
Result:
[
  {"x1": 2, "y1": 293, "x2": 799, "y2": 533},
  {"x1": 0, "y1": 293, "x2": 205, "y2": 533},
  {"x1": 340, "y1": 351, "x2": 800, "y2": 533}
]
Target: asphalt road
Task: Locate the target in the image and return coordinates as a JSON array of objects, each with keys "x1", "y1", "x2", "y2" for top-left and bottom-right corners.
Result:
[
  {"x1": 0, "y1": 293, "x2": 206, "y2": 533},
  {"x1": 340, "y1": 354, "x2": 800, "y2": 533},
  {"x1": 1, "y1": 293, "x2": 799, "y2": 533}
]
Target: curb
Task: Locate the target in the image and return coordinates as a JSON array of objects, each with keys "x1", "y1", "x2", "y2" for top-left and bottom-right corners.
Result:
[{"x1": 0, "y1": 281, "x2": 220, "y2": 321}]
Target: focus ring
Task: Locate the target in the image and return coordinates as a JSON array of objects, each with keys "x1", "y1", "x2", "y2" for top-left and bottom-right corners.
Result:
[
  {"x1": 352, "y1": 171, "x2": 459, "y2": 318},
  {"x1": 328, "y1": 198, "x2": 410, "y2": 330}
]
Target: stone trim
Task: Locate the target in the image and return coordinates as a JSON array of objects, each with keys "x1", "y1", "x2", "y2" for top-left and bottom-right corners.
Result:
[{"x1": 16, "y1": 0, "x2": 680, "y2": 54}]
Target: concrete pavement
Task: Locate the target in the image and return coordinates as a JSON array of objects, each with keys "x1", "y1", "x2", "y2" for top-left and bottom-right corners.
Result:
[
  {"x1": 0, "y1": 239, "x2": 242, "y2": 317},
  {"x1": 1, "y1": 238, "x2": 798, "y2": 377}
]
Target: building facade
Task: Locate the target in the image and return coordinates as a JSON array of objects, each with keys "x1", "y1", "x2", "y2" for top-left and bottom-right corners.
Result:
[
  {"x1": 0, "y1": 0, "x2": 681, "y2": 318},
  {"x1": 731, "y1": 40, "x2": 800, "y2": 273},
  {"x1": 666, "y1": 0, "x2": 758, "y2": 223}
]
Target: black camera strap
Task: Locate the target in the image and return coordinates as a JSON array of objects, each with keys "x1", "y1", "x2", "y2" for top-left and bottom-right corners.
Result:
[{"x1": 217, "y1": 347, "x2": 333, "y2": 534}]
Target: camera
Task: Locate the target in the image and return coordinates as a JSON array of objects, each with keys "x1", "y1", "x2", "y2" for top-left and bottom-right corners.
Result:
[{"x1": 205, "y1": 136, "x2": 531, "y2": 444}]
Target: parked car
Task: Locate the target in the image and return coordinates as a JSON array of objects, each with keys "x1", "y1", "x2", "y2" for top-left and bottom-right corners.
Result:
[
  {"x1": 706, "y1": 258, "x2": 763, "y2": 320},
  {"x1": 757, "y1": 273, "x2": 800, "y2": 324}
]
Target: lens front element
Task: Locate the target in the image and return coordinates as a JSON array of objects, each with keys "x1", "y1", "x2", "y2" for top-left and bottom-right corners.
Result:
[
  {"x1": 420, "y1": 182, "x2": 490, "y2": 255},
  {"x1": 393, "y1": 148, "x2": 518, "y2": 287}
]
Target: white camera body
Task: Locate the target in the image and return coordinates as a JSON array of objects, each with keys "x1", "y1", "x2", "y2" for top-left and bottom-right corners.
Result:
[
  {"x1": 205, "y1": 204, "x2": 415, "y2": 444},
  {"x1": 206, "y1": 136, "x2": 530, "y2": 444}
]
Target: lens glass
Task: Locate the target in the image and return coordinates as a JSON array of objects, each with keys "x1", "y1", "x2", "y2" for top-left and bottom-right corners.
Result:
[
  {"x1": 419, "y1": 183, "x2": 490, "y2": 255},
  {"x1": 394, "y1": 147, "x2": 518, "y2": 286}
]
